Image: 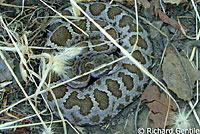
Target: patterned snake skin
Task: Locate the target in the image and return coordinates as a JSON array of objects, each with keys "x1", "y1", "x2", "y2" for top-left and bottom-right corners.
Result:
[{"x1": 44, "y1": 2, "x2": 152, "y2": 125}]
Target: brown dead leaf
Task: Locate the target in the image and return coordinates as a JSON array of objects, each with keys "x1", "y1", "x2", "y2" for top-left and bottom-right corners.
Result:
[
  {"x1": 140, "y1": 86, "x2": 177, "y2": 128},
  {"x1": 158, "y1": 9, "x2": 186, "y2": 31},
  {"x1": 162, "y1": 47, "x2": 200, "y2": 101}
]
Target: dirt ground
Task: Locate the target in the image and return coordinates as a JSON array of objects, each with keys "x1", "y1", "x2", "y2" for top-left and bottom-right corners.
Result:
[{"x1": 0, "y1": 0, "x2": 200, "y2": 134}]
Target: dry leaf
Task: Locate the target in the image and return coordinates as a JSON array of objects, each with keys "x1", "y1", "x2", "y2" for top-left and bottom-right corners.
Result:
[
  {"x1": 162, "y1": 47, "x2": 200, "y2": 101},
  {"x1": 158, "y1": 9, "x2": 186, "y2": 31},
  {"x1": 140, "y1": 86, "x2": 177, "y2": 128}
]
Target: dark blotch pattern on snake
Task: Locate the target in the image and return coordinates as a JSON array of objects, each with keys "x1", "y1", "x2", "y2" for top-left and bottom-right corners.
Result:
[{"x1": 44, "y1": 2, "x2": 152, "y2": 125}]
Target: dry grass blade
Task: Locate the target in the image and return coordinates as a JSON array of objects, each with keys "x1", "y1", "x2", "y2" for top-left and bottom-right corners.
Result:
[
  {"x1": 0, "y1": 119, "x2": 80, "y2": 133},
  {"x1": 191, "y1": 0, "x2": 200, "y2": 23},
  {"x1": 187, "y1": 20, "x2": 200, "y2": 126},
  {"x1": 0, "y1": 81, "x2": 12, "y2": 87},
  {"x1": 189, "y1": 101, "x2": 200, "y2": 125},
  {"x1": 0, "y1": 16, "x2": 51, "y2": 134},
  {"x1": 0, "y1": 50, "x2": 50, "y2": 133},
  {"x1": 0, "y1": 110, "x2": 46, "y2": 129},
  {"x1": 37, "y1": 15, "x2": 84, "y2": 19},
  {"x1": 49, "y1": 88, "x2": 68, "y2": 134},
  {"x1": 34, "y1": 53, "x2": 68, "y2": 134},
  {"x1": 0, "y1": 56, "x2": 125, "y2": 115},
  {"x1": 177, "y1": 17, "x2": 196, "y2": 40},
  {"x1": 186, "y1": 6, "x2": 200, "y2": 126},
  {"x1": 0, "y1": 2, "x2": 37, "y2": 9},
  {"x1": 51, "y1": 56, "x2": 125, "y2": 89}
]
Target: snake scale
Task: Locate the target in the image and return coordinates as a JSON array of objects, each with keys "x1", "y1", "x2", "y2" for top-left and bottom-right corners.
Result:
[{"x1": 44, "y1": 2, "x2": 152, "y2": 125}]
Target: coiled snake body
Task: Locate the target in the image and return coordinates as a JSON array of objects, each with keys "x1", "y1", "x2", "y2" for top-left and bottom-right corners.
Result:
[{"x1": 44, "y1": 2, "x2": 152, "y2": 125}]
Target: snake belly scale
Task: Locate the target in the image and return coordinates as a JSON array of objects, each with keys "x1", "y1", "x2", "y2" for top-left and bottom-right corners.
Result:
[{"x1": 44, "y1": 2, "x2": 152, "y2": 125}]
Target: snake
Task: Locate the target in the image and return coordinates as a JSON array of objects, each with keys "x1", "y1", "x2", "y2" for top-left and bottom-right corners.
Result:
[{"x1": 43, "y1": 2, "x2": 152, "y2": 126}]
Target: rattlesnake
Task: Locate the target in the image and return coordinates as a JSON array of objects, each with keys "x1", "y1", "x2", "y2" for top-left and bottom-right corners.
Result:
[{"x1": 44, "y1": 2, "x2": 152, "y2": 125}]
